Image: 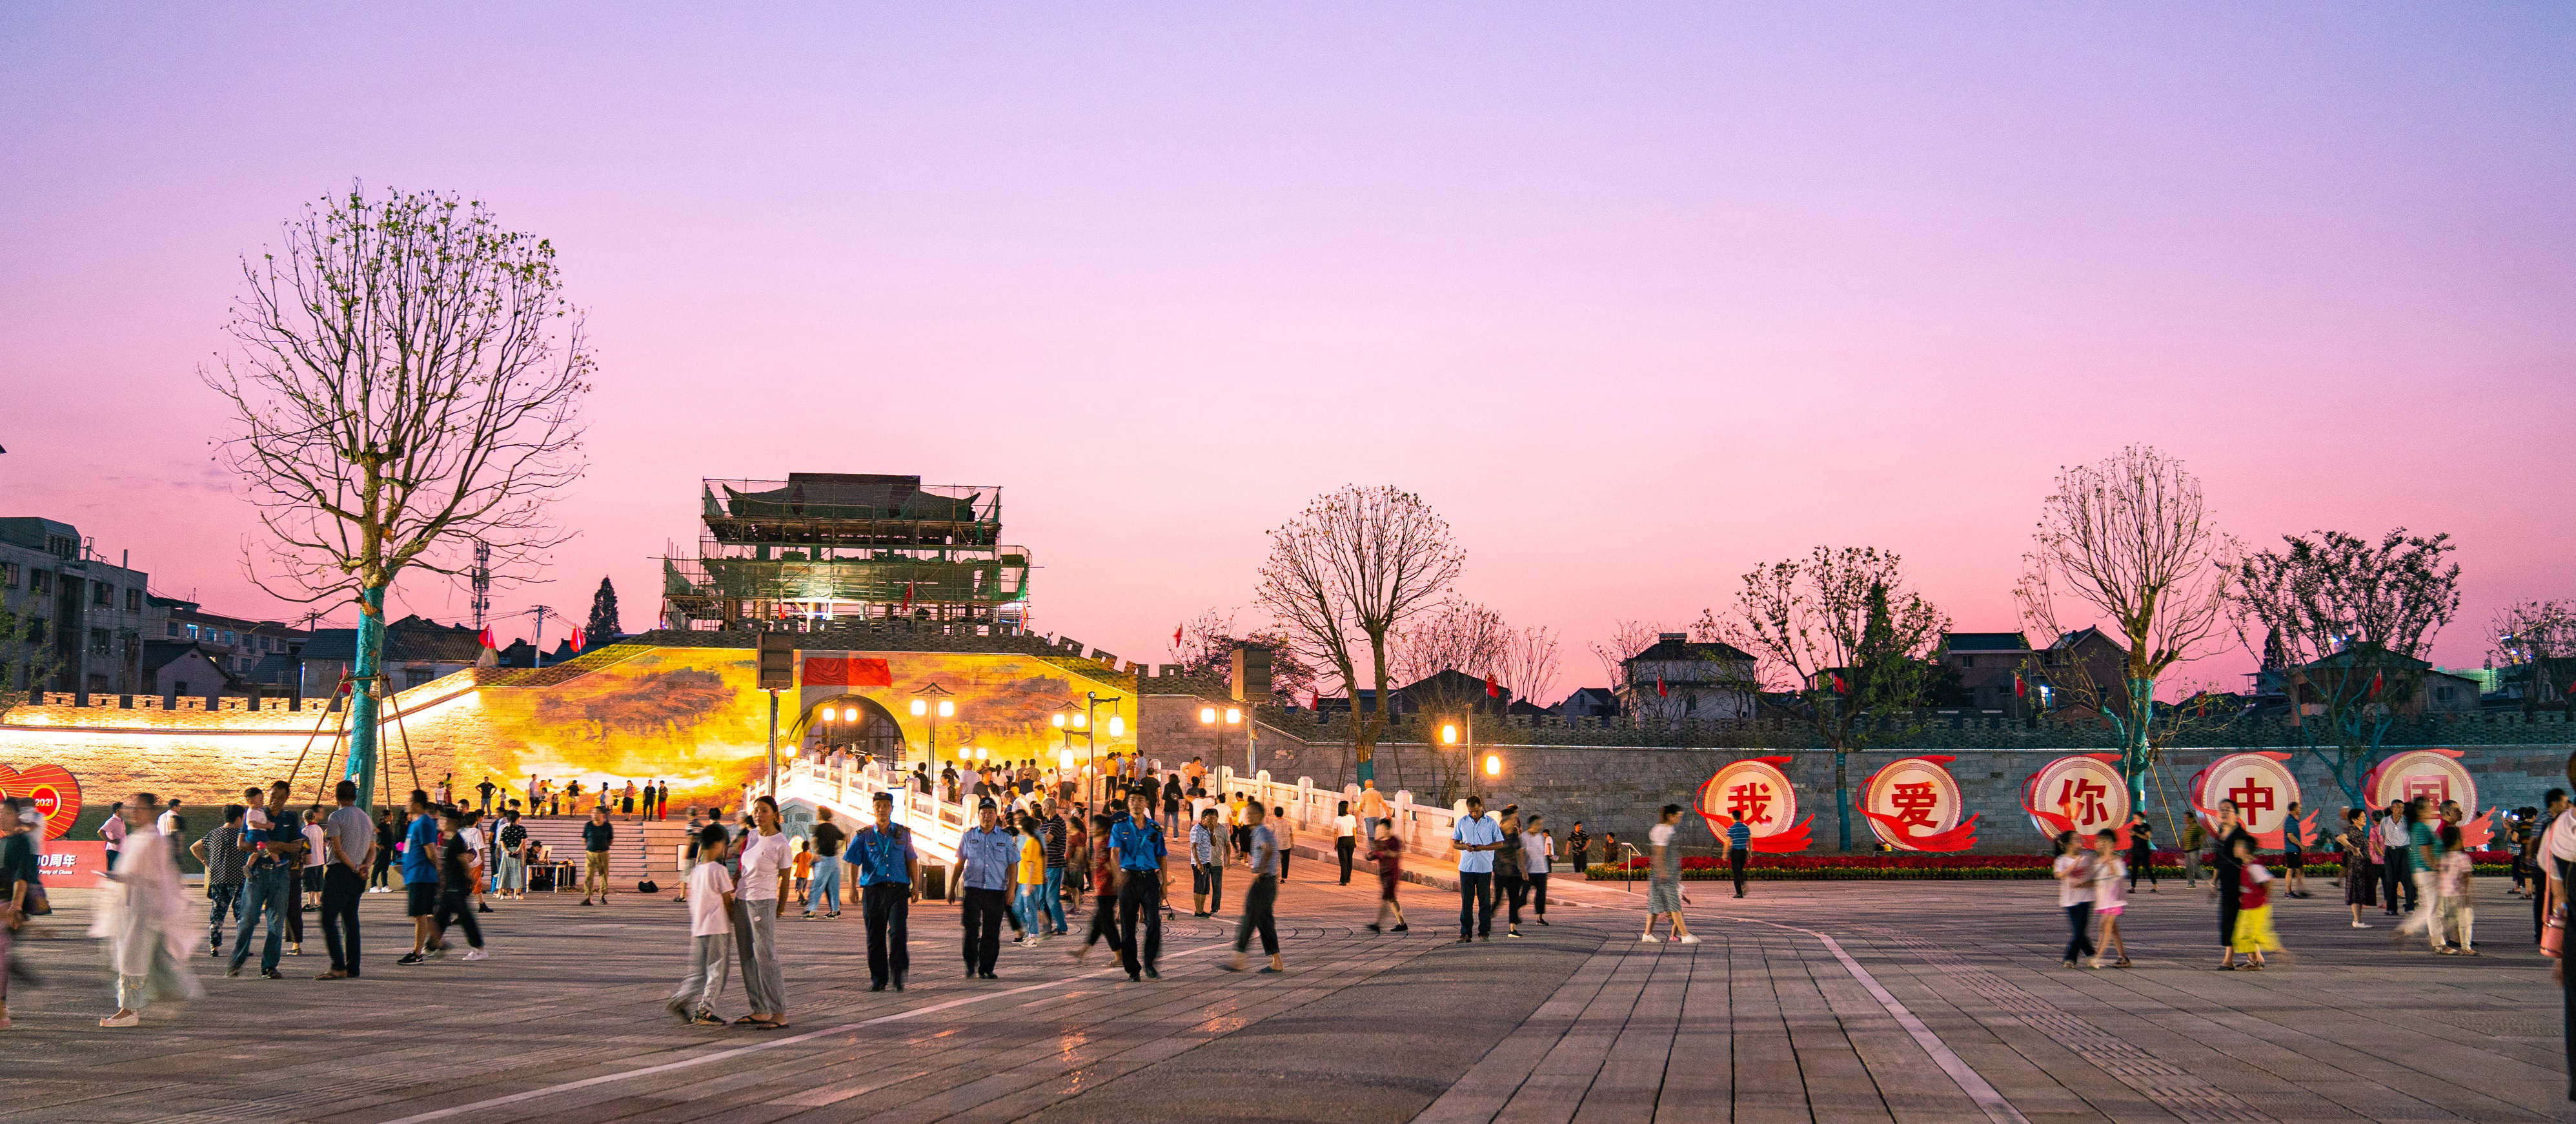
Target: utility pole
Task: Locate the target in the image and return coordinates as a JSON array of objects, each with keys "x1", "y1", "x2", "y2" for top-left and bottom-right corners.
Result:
[{"x1": 523, "y1": 605, "x2": 554, "y2": 668}]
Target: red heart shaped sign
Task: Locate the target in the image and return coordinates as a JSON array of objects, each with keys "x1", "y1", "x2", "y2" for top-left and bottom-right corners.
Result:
[{"x1": 0, "y1": 762, "x2": 85, "y2": 840}]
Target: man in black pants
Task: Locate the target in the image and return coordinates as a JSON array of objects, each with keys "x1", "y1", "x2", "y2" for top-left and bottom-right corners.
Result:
[
  {"x1": 317, "y1": 780, "x2": 374, "y2": 979},
  {"x1": 957, "y1": 799, "x2": 1013, "y2": 979},
  {"x1": 851, "y1": 792, "x2": 919, "y2": 991},
  {"x1": 2378, "y1": 801, "x2": 2411, "y2": 915},
  {"x1": 1111, "y1": 792, "x2": 1168, "y2": 981}
]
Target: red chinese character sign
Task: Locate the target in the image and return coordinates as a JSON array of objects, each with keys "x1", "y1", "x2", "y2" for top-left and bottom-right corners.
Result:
[
  {"x1": 2021, "y1": 754, "x2": 2130, "y2": 846},
  {"x1": 1860, "y1": 755, "x2": 1979, "y2": 852},
  {"x1": 0, "y1": 762, "x2": 83, "y2": 840},
  {"x1": 2187, "y1": 752, "x2": 2310, "y2": 849},
  {"x1": 2364, "y1": 748, "x2": 2492, "y2": 848},
  {"x1": 1695, "y1": 756, "x2": 1813, "y2": 853}
]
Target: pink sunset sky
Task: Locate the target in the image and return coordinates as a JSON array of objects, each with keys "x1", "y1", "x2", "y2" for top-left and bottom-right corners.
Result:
[{"x1": 4, "y1": 5, "x2": 2570, "y2": 701}]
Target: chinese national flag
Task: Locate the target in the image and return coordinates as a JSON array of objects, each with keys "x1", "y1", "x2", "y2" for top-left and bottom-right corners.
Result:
[
  {"x1": 2013, "y1": 673, "x2": 2027, "y2": 699},
  {"x1": 1656, "y1": 675, "x2": 1668, "y2": 699},
  {"x1": 1831, "y1": 673, "x2": 1849, "y2": 694},
  {"x1": 477, "y1": 627, "x2": 496, "y2": 650},
  {"x1": 801, "y1": 656, "x2": 893, "y2": 687},
  {"x1": 2368, "y1": 671, "x2": 2384, "y2": 698},
  {"x1": 1173, "y1": 624, "x2": 1184, "y2": 648},
  {"x1": 900, "y1": 582, "x2": 915, "y2": 612},
  {"x1": 567, "y1": 628, "x2": 586, "y2": 652},
  {"x1": 1485, "y1": 676, "x2": 1503, "y2": 699}
]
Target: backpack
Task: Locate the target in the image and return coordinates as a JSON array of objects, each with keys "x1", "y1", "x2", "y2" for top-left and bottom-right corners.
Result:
[{"x1": 638, "y1": 879, "x2": 660, "y2": 894}]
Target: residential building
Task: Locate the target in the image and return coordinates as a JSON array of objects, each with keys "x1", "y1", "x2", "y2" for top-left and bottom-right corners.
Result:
[
  {"x1": 298, "y1": 615, "x2": 484, "y2": 695},
  {"x1": 1615, "y1": 633, "x2": 1757, "y2": 722},
  {"x1": 1552, "y1": 686, "x2": 1620, "y2": 719},
  {"x1": 0, "y1": 516, "x2": 153, "y2": 698},
  {"x1": 1938, "y1": 631, "x2": 2035, "y2": 712},
  {"x1": 150, "y1": 598, "x2": 310, "y2": 686},
  {"x1": 141, "y1": 640, "x2": 243, "y2": 708},
  {"x1": 2251, "y1": 649, "x2": 2482, "y2": 718}
]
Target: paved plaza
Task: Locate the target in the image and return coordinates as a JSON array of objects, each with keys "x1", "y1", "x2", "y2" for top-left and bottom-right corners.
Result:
[{"x1": 3, "y1": 867, "x2": 2568, "y2": 1124}]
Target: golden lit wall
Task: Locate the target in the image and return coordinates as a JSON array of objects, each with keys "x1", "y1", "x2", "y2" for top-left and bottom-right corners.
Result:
[{"x1": 0, "y1": 645, "x2": 1137, "y2": 810}]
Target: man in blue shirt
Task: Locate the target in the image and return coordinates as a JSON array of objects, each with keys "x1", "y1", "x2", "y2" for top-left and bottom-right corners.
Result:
[
  {"x1": 849, "y1": 791, "x2": 920, "y2": 991},
  {"x1": 957, "y1": 799, "x2": 1015, "y2": 979},
  {"x1": 1724, "y1": 817, "x2": 1754, "y2": 898},
  {"x1": 397, "y1": 790, "x2": 447, "y2": 964},
  {"x1": 1109, "y1": 791, "x2": 1169, "y2": 981},
  {"x1": 1451, "y1": 795, "x2": 1506, "y2": 943},
  {"x1": 227, "y1": 780, "x2": 305, "y2": 978}
]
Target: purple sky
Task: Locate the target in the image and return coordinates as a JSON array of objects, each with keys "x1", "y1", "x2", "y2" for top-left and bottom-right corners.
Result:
[{"x1": 5, "y1": 5, "x2": 2570, "y2": 700}]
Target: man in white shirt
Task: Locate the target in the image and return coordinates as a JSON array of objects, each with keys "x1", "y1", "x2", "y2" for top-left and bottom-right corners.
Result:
[
  {"x1": 2378, "y1": 801, "x2": 2415, "y2": 914},
  {"x1": 1451, "y1": 796, "x2": 1507, "y2": 943},
  {"x1": 156, "y1": 798, "x2": 184, "y2": 839}
]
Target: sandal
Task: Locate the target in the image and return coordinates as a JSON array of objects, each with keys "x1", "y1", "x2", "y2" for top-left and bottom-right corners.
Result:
[
  {"x1": 732, "y1": 1015, "x2": 768, "y2": 1025},
  {"x1": 754, "y1": 1020, "x2": 789, "y2": 1030},
  {"x1": 689, "y1": 1012, "x2": 725, "y2": 1026}
]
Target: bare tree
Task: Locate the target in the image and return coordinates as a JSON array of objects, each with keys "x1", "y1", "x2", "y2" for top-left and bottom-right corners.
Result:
[
  {"x1": 1254, "y1": 486, "x2": 1463, "y2": 786},
  {"x1": 2234, "y1": 529, "x2": 2461, "y2": 806},
  {"x1": 1704, "y1": 547, "x2": 1948, "y2": 851},
  {"x1": 2014, "y1": 446, "x2": 2240, "y2": 809},
  {"x1": 1497, "y1": 624, "x2": 1563, "y2": 710},
  {"x1": 1173, "y1": 607, "x2": 1318, "y2": 704},
  {"x1": 1391, "y1": 600, "x2": 1510, "y2": 801},
  {"x1": 207, "y1": 185, "x2": 591, "y2": 806},
  {"x1": 1588, "y1": 618, "x2": 1668, "y2": 693},
  {"x1": 2492, "y1": 599, "x2": 2575, "y2": 710}
]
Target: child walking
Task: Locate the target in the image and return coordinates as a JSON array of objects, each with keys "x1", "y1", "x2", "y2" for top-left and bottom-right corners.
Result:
[
  {"x1": 2229, "y1": 838, "x2": 2282, "y2": 969},
  {"x1": 667, "y1": 824, "x2": 736, "y2": 1026},
  {"x1": 2091, "y1": 829, "x2": 2131, "y2": 968},
  {"x1": 2438, "y1": 823, "x2": 2477, "y2": 955},
  {"x1": 2053, "y1": 832, "x2": 2098, "y2": 968}
]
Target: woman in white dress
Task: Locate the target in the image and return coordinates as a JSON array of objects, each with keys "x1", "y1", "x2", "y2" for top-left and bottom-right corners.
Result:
[{"x1": 92, "y1": 793, "x2": 203, "y2": 1027}]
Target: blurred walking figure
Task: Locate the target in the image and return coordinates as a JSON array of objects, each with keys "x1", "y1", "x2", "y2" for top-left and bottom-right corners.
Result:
[
  {"x1": 1641, "y1": 804, "x2": 1696, "y2": 945},
  {"x1": 2438, "y1": 823, "x2": 2477, "y2": 955},
  {"x1": 2053, "y1": 831, "x2": 2097, "y2": 968},
  {"x1": 1366, "y1": 821, "x2": 1407, "y2": 934},
  {"x1": 2090, "y1": 830, "x2": 2130, "y2": 968},
  {"x1": 2395, "y1": 797, "x2": 2447, "y2": 952},
  {"x1": 94, "y1": 793, "x2": 203, "y2": 1028},
  {"x1": 2229, "y1": 838, "x2": 2282, "y2": 969},
  {"x1": 1222, "y1": 802, "x2": 1284, "y2": 974},
  {"x1": 1521, "y1": 814, "x2": 1553, "y2": 926},
  {"x1": 1495, "y1": 808, "x2": 1528, "y2": 938},
  {"x1": 2125, "y1": 815, "x2": 2157, "y2": 894},
  {"x1": 2207, "y1": 799, "x2": 2255, "y2": 970}
]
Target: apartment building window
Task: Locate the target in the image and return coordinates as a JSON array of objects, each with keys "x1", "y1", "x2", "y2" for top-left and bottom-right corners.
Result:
[
  {"x1": 1, "y1": 562, "x2": 15, "y2": 588},
  {"x1": 45, "y1": 535, "x2": 74, "y2": 560},
  {"x1": 185, "y1": 624, "x2": 199, "y2": 640},
  {"x1": 125, "y1": 588, "x2": 141, "y2": 611},
  {"x1": 88, "y1": 627, "x2": 110, "y2": 655},
  {"x1": 166, "y1": 622, "x2": 180, "y2": 637},
  {"x1": 403, "y1": 668, "x2": 435, "y2": 690},
  {"x1": 30, "y1": 570, "x2": 51, "y2": 595},
  {"x1": 92, "y1": 582, "x2": 111, "y2": 607}
]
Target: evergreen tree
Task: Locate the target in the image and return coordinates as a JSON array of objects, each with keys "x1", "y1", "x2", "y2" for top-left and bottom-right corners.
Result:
[{"x1": 587, "y1": 577, "x2": 621, "y2": 643}]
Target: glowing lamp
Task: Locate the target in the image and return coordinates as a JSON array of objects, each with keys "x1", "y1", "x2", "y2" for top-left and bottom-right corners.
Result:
[
  {"x1": 1441, "y1": 723, "x2": 1459, "y2": 745},
  {"x1": 1199, "y1": 706, "x2": 1217, "y2": 724},
  {"x1": 820, "y1": 706, "x2": 837, "y2": 722},
  {"x1": 937, "y1": 700, "x2": 955, "y2": 718},
  {"x1": 1224, "y1": 707, "x2": 1241, "y2": 724},
  {"x1": 1052, "y1": 713, "x2": 1066, "y2": 728},
  {"x1": 1107, "y1": 715, "x2": 1124, "y2": 736},
  {"x1": 1484, "y1": 753, "x2": 1500, "y2": 777},
  {"x1": 1072, "y1": 713, "x2": 1088, "y2": 730},
  {"x1": 909, "y1": 699, "x2": 927, "y2": 717}
]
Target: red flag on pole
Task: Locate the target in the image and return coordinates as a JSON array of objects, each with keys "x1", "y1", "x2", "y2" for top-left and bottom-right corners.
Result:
[
  {"x1": 1485, "y1": 676, "x2": 1503, "y2": 699},
  {"x1": 1831, "y1": 673, "x2": 1849, "y2": 695},
  {"x1": 1655, "y1": 675, "x2": 1668, "y2": 699},
  {"x1": 1173, "y1": 624, "x2": 1184, "y2": 648},
  {"x1": 477, "y1": 627, "x2": 496, "y2": 650},
  {"x1": 1308, "y1": 691, "x2": 1319, "y2": 710},
  {"x1": 2013, "y1": 673, "x2": 2027, "y2": 699},
  {"x1": 900, "y1": 582, "x2": 914, "y2": 612},
  {"x1": 2368, "y1": 671, "x2": 2384, "y2": 698},
  {"x1": 567, "y1": 627, "x2": 586, "y2": 653}
]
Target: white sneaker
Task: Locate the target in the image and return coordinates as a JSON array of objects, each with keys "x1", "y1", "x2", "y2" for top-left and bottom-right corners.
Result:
[
  {"x1": 99, "y1": 1011, "x2": 140, "y2": 1028},
  {"x1": 2350, "y1": 921, "x2": 2371, "y2": 928},
  {"x1": 461, "y1": 948, "x2": 489, "y2": 962},
  {"x1": 1676, "y1": 934, "x2": 1703, "y2": 945},
  {"x1": 1639, "y1": 934, "x2": 1659, "y2": 943}
]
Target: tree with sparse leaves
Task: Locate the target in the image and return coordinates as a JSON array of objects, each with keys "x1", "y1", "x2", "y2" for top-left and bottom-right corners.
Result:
[
  {"x1": 1171, "y1": 608, "x2": 1318, "y2": 704},
  {"x1": 2235, "y1": 529, "x2": 2460, "y2": 806},
  {"x1": 2015, "y1": 446, "x2": 2240, "y2": 810},
  {"x1": 207, "y1": 184, "x2": 591, "y2": 808},
  {"x1": 1701, "y1": 547, "x2": 1948, "y2": 852},
  {"x1": 0, "y1": 598, "x2": 61, "y2": 718},
  {"x1": 2491, "y1": 599, "x2": 2575, "y2": 711}
]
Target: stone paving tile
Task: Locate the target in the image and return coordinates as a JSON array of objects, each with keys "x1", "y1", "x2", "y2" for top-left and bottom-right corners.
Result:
[{"x1": 3, "y1": 871, "x2": 2569, "y2": 1123}]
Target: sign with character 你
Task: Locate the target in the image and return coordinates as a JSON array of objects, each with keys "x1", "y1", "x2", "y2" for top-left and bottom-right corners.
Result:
[{"x1": 2021, "y1": 753, "x2": 2130, "y2": 845}]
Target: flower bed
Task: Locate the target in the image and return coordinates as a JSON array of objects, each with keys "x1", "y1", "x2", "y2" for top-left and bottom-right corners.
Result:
[{"x1": 1583, "y1": 848, "x2": 2522, "y2": 881}]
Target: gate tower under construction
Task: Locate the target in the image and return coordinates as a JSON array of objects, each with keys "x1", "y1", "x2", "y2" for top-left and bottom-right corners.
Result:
[{"x1": 660, "y1": 473, "x2": 1030, "y2": 631}]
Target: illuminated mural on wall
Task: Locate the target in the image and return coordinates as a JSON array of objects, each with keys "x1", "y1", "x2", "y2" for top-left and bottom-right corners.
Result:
[{"x1": 0, "y1": 643, "x2": 1137, "y2": 811}]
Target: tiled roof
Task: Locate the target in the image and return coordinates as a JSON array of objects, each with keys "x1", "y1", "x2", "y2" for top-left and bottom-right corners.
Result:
[
  {"x1": 1626, "y1": 639, "x2": 1754, "y2": 664},
  {"x1": 1942, "y1": 632, "x2": 2030, "y2": 652}
]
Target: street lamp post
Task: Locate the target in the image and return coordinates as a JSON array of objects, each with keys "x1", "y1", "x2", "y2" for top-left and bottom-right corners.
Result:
[
  {"x1": 1198, "y1": 703, "x2": 1241, "y2": 784},
  {"x1": 1440, "y1": 712, "x2": 1476, "y2": 802},
  {"x1": 909, "y1": 682, "x2": 955, "y2": 768},
  {"x1": 1083, "y1": 691, "x2": 1122, "y2": 808}
]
